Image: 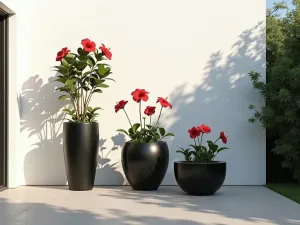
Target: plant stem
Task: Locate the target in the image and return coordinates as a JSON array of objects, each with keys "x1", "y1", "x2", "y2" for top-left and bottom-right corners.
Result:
[
  {"x1": 154, "y1": 106, "x2": 163, "y2": 127},
  {"x1": 82, "y1": 63, "x2": 95, "y2": 119},
  {"x1": 214, "y1": 138, "x2": 220, "y2": 144},
  {"x1": 139, "y1": 101, "x2": 142, "y2": 130},
  {"x1": 71, "y1": 98, "x2": 79, "y2": 119},
  {"x1": 83, "y1": 85, "x2": 89, "y2": 115},
  {"x1": 197, "y1": 137, "x2": 200, "y2": 146},
  {"x1": 149, "y1": 116, "x2": 152, "y2": 126},
  {"x1": 76, "y1": 83, "x2": 80, "y2": 119},
  {"x1": 123, "y1": 109, "x2": 133, "y2": 128},
  {"x1": 194, "y1": 138, "x2": 197, "y2": 146},
  {"x1": 200, "y1": 133, "x2": 204, "y2": 146}
]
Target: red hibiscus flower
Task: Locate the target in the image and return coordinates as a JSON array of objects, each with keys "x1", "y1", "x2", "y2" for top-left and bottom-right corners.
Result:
[
  {"x1": 144, "y1": 106, "x2": 156, "y2": 116},
  {"x1": 131, "y1": 89, "x2": 149, "y2": 103},
  {"x1": 115, "y1": 100, "x2": 128, "y2": 113},
  {"x1": 81, "y1": 38, "x2": 96, "y2": 52},
  {"x1": 220, "y1": 131, "x2": 228, "y2": 144},
  {"x1": 56, "y1": 47, "x2": 70, "y2": 61},
  {"x1": 157, "y1": 97, "x2": 172, "y2": 109},
  {"x1": 62, "y1": 47, "x2": 70, "y2": 56},
  {"x1": 56, "y1": 50, "x2": 65, "y2": 61},
  {"x1": 199, "y1": 124, "x2": 211, "y2": 134},
  {"x1": 99, "y1": 44, "x2": 112, "y2": 60},
  {"x1": 188, "y1": 127, "x2": 201, "y2": 139}
]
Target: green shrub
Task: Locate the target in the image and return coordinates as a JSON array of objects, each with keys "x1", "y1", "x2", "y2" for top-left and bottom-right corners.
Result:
[{"x1": 249, "y1": 1, "x2": 300, "y2": 181}]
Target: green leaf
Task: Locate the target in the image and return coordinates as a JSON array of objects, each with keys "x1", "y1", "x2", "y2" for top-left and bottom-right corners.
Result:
[
  {"x1": 159, "y1": 127, "x2": 166, "y2": 136},
  {"x1": 55, "y1": 77, "x2": 65, "y2": 83},
  {"x1": 164, "y1": 133, "x2": 175, "y2": 137},
  {"x1": 207, "y1": 141, "x2": 218, "y2": 152},
  {"x1": 96, "y1": 83, "x2": 109, "y2": 88},
  {"x1": 59, "y1": 95, "x2": 69, "y2": 100},
  {"x1": 98, "y1": 64, "x2": 110, "y2": 76},
  {"x1": 87, "y1": 56, "x2": 96, "y2": 67},
  {"x1": 117, "y1": 129, "x2": 129, "y2": 136},
  {"x1": 58, "y1": 66, "x2": 68, "y2": 75},
  {"x1": 200, "y1": 146, "x2": 207, "y2": 151},
  {"x1": 83, "y1": 71, "x2": 92, "y2": 77},
  {"x1": 62, "y1": 108, "x2": 73, "y2": 114},
  {"x1": 188, "y1": 144, "x2": 198, "y2": 150},
  {"x1": 132, "y1": 123, "x2": 140, "y2": 133},
  {"x1": 176, "y1": 150, "x2": 184, "y2": 154},
  {"x1": 78, "y1": 55, "x2": 88, "y2": 61},
  {"x1": 76, "y1": 61, "x2": 87, "y2": 71},
  {"x1": 82, "y1": 86, "x2": 90, "y2": 92},
  {"x1": 154, "y1": 132, "x2": 160, "y2": 140},
  {"x1": 65, "y1": 79, "x2": 74, "y2": 86},
  {"x1": 77, "y1": 47, "x2": 88, "y2": 56},
  {"x1": 104, "y1": 78, "x2": 116, "y2": 82},
  {"x1": 64, "y1": 56, "x2": 75, "y2": 64},
  {"x1": 92, "y1": 89, "x2": 103, "y2": 94},
  {"x1": 61, "y1": 58, "x2": 68, "y2": 67},
  {"x1": 91, "y1": 107, "x2": 102, "y2": 113}
]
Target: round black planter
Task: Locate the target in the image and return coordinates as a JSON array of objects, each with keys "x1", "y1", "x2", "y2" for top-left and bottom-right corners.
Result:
[
  {"x1": 63, "y1": 122, "x2": 99, "y2": 191},
  {"x1": 174, "y1": 161, "x2": 226, "y2": 196},
  {"x1": 121, "y1": 141, "x2": 169, "y2": 191}
]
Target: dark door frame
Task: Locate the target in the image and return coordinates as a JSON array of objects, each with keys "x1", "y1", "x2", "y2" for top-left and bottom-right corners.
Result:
[{"x1": 0, "y1": 3, "x2": 12, "y2": 191}]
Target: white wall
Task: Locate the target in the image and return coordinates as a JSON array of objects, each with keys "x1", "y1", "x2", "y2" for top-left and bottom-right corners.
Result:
[{"x1": 4, "y1": 0, "x2": 266, "y2": 186}]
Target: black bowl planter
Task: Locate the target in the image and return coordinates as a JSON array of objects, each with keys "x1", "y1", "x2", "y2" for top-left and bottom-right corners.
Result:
[
  {"x1": 121, "y1": 141, "x2": 169, "y2": 191},
  {"x1": 174, "y1": 161, "x2": 226, "y2": 196},
  {"x1": 63, "y1": 122, "x2": 99, "y2": 191}
]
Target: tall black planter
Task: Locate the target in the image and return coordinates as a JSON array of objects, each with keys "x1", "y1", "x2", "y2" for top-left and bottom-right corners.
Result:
[
  {"x1": 121, "y1": 141, "x2": 169, "y2": 191},
  {"x1": 63, "y1": 122, "x2": 99, "y2": 191},
  {"x1": 174, "y1": 161, "x2": 226, "y2": 196}
]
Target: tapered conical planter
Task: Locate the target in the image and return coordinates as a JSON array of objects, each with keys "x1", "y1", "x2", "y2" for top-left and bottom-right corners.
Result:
[
  {"x1": 121, "y1": 141, "x2": 169, "y2": 191},
  {"x1": 63, "y1": 122, "x2": 99, "y2": 191}
]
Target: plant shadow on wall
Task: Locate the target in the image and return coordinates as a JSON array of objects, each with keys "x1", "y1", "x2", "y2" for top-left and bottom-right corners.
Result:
[
  {"x1": 20, "y1": 74, "x2": 124, "y2": 185},
  {"x1": 20, "y1": 74, "x2": 68, "y2": 185},
  {"x1": 95, "y1": 134, "x2": 125, "y2": 185},
  {"x1": 161, "y1": 21, "x2": 266, "y2": 184}
]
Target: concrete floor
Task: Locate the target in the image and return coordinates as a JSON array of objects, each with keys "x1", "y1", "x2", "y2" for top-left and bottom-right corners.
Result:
[{"x1": 0, "y1": 186, "x2": 299, "y2": 225}]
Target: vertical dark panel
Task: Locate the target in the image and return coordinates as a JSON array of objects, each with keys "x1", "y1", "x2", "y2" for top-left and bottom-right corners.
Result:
[{"x1": 0, "y1": 14, "x2": 8, "y2": 190}]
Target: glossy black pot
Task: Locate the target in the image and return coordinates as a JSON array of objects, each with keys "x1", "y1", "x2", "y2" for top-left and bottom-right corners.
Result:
[
  {"x1": 174, "y1": 161, "x2": 226, "y2": 196},
  {"x1": 121, "y1": 141, "x2": 169, "y2": 191},
  {"x1": 63, "y1": 122, "x2": 99, "y2": 191}
]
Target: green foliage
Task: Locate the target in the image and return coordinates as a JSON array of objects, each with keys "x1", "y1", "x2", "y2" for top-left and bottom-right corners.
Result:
[
  {"x1": 176, "y1": 133, "x2": 229, "y2": 163},
  {"x1": 249, "y1": 1, "x2": 300, "y2": 180},
  {"x1": 52, "y1": 47, "x2": 113, "y2": 123},
  {"x1": 117, "y1": 124, "x2": 174, "y2": 143},
  {"x1": 116, "y1": 95, "x2": 175, "y2": 143}
]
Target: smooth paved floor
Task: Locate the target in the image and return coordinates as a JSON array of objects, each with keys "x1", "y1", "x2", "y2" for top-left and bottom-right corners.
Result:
[{"x1": 0, "y1": 186, "x2": 299, "y2": 225}]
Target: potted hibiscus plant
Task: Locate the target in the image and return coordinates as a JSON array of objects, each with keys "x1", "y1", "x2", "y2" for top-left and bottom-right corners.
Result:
[
  {"x1": 115, "y1": 89, "x2": 174, "y2": 191},
  {"x1": 174, "y1": 124, "x2": 229, "y2": 195},
  {"x1": 52, "y1": 38, "x2": 114, "y2": 191}
]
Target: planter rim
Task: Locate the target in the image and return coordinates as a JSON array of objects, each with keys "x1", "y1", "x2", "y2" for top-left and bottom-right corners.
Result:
[
  {"x1": 174, "y1": 160, "x2": 226, "y2": 165},
  {"x1": 124, "y1": 141, "x2": 167, "y2": 144},
  {"x1": 63, "y1": 122, "x2": 99, "y2": 125}
]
